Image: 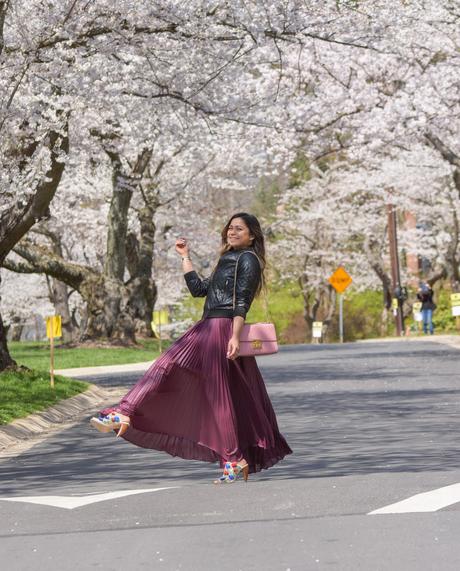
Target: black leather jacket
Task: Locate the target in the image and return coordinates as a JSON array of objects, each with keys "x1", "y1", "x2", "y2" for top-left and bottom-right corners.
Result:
[
  {"x1": 416, "y1": 288, "x2": 436, "y2": 311},
  {"x1": 184, "y1": 248, "x2": 261, "y2": 319}
]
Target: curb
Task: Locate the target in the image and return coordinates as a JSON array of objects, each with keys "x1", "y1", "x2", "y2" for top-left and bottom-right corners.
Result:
[
  {"x1": 357, "y1": 334, "x2": 460, "y2": 350},
  {"x1": 0, "y1": 384, "x2": 123, "y2": 453}
]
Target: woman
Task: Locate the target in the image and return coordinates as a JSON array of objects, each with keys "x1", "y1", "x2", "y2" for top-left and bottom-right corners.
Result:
[
  {"x1": 91, "y1": 212, "x2": 292, "y2": 483},
  {"x1": 416, "y1": 281, "x2": 436, "y2": 335}
]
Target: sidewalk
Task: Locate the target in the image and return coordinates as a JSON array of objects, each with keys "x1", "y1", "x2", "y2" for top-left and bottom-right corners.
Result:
[{"x1": 55, "y1": 360, "x2": 153, "y2": 378}]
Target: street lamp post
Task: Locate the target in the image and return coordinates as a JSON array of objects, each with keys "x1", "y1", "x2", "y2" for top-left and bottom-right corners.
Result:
[{"x1": 387, "y1": 204, "x2": 405, "y2": 336}]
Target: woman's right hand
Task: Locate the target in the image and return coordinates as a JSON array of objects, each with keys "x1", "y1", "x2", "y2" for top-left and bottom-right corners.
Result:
[{"x1": 175, "y1": 237, "x2": 189, "y2": 257}]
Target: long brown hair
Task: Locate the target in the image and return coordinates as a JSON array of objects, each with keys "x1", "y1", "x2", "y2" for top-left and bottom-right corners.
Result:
[{"x1": 220, "y1": 212, "x2": 266, "y2": 296}]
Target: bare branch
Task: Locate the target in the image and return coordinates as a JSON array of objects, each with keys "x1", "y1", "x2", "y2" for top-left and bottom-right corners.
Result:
[
  {"x1": 425, "y1": 131, "x2": 460, "y2": 168},
  {"x1": 62, "y1": 0, "x2": 80, "y2": 26}
]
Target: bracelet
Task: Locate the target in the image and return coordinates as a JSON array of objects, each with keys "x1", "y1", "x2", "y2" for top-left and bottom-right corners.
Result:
[{"x1": 181, "y1": 256, "x2": 191, "y2": 262}]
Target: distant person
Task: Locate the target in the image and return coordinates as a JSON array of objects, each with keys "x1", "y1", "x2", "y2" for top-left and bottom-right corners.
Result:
[
  {"x1": 416, "y1": 282, "x2": 436, "y2": 335},
  {"x1": 90, "y1": 212, "x2": 292, "y2": 483}
]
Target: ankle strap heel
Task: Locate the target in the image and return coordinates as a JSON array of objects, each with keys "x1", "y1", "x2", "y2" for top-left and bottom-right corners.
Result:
[{"x1": 214, "y1": 461, "x2": 249, "y2": 484}]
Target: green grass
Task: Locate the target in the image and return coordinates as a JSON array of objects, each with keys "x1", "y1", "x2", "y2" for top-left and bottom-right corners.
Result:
[
  {"x1": 9, "y1": 338, "x2": 166, "y2": 371},
  {"x1": 340, "y1": 289, "x2": 390, "y2": 341},
  {"x1": 0, "y1": 369, "x2": 89, "y2": 425}
]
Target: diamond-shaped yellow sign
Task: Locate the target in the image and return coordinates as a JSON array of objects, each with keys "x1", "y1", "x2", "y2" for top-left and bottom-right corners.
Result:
[{"x1": 328, "y1": 267, "x2": 352, "y2": 294}]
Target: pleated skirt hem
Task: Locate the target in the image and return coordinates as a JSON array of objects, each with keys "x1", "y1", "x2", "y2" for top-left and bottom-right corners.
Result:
[{"x1": 121, "y1": 425, "x2": 291, "y2": 474}]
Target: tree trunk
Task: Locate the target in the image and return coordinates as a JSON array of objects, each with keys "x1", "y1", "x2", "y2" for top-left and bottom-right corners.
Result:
[
  {"x1": 8, "y1": 316, "x2": 24, "y2": 342},
  {"x1": 299, "y1": 274, "x2": 336, "y2": 342},
  {"x1": 97, "y1": 146, "x2": 153, "y2": 340},
  {"x1": 319, "y1": 286, "x2": 337, "y2": 342},
  {"x1": 299, "y1": 274, "x2": 313, "y2": 341},
  {"x1": 104, "y1": 170, "x2": 132, "y2": 281},
  {"x1": 446, "y1": 206, "x2": 460, "y2": 287},
  {"x1": 126, "y1": 200, "x2": 159, "y2": 336},
  {"x1": 0, "y1": 119, "x2": 69, "y2": 370},
  {"x1": 80, "y1": 274, "x2": 135, "y2": 343},
  {"x1": 0, "y1": 326, "x2": 16, "y2": 368},
  {"x1": 0, "y1": 299, "x2": 16, "y2": 369},
  {"x1": 364, "y1": 235, "x2": 392, "y2": 309}
]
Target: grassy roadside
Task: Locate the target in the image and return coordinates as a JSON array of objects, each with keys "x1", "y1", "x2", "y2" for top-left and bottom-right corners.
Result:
[
  {"x1": 10, "y1": 338, "x2": 166, "y2": 371},
  {"x1": 2, "y1": 339, "x2": 167, "y2": 427},
  {"x1": 0, "y1": 369, "x2": 89, "y2": 425}
]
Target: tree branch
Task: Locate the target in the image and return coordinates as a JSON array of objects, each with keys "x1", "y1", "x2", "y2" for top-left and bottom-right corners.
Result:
[
  {"x1": 12, "y1": 240, "x2": 95, "y2": 290},
  {"x1": 425, "y1": 131, "x2": 460, "y2": 197},
  {"x1": 6, "y1": 22, "x2": 178, "y2": 56},
  {"x1": 425, "y1": 131, "x2": 460, "y2": 168},
  {"x1": 3, "y1": 256, "x2": 36, "y2": 274},
  {"x1": 62, "y1": 0, "x2": 80, "y2": 26},
  {"x1": 0, "y1": 116, "x2": 69, "y2": 265}
]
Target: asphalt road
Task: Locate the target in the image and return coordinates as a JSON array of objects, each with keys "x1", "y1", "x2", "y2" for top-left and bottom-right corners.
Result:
[{"x1": 1, "y1": 339, "x2": 460, "y2": 570}]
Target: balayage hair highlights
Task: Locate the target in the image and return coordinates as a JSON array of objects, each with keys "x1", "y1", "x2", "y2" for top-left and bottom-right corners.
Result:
[{"x1": 220, "y1": 212, "x2": 266, "y2": 296}]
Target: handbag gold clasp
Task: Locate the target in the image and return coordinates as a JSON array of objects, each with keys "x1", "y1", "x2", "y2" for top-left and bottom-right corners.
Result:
[{"x1": 251, "y1": 339, "x2": 263, "y2": 350}]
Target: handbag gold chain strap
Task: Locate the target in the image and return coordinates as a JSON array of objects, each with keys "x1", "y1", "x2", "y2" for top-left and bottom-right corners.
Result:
[{"x1": 232, "y1": 250, "x2": 270, "y2": 321}]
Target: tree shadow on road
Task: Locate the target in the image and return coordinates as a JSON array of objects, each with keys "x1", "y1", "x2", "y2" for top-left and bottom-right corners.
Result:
[{"x1": 2, "y1": 384, "x2": 460, "y2": 495}]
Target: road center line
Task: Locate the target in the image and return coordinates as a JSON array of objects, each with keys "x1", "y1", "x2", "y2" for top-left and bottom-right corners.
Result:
[{"x1": 368, "y1": 482, "x2": 460, "y2": 514}]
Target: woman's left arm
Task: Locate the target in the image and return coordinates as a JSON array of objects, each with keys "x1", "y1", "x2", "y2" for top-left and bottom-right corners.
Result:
[
  {"x1": 227, "y1": 253, "x2": 261, "y2": 360},
  {"x1": 227, "y1": 316, "x2": 245, "y2": 360}
]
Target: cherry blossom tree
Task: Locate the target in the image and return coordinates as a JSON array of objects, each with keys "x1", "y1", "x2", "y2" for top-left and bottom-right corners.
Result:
[{"x1": 2, "y1": 0, "x2": 459, "y2": 361}]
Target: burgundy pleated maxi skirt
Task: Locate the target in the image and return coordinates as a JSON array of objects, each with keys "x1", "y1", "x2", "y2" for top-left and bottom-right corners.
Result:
[{"x1": 105, "y1": 317, "x2": 292, "y2": 474}]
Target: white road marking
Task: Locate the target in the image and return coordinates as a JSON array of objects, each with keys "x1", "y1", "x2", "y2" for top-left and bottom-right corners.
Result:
[
  {"x1": 369, "y1": 482, "x2": 460, "y2": 514},
  {"x1": 0, "y1": 487, "x2": 179, "y2": 510}
]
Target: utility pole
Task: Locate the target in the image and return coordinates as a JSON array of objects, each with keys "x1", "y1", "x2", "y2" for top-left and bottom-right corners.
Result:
[{"x1": 387, "y1": 204, "x2": 404, "y2": 336}]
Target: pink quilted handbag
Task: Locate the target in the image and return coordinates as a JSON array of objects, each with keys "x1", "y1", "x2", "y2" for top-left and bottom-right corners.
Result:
[
  {"x1": 239, "y1": 322, "x2": 278, "y2": 356},
  {"x1": 233, "y1": 251, "x2": 279, "y2": 356}
]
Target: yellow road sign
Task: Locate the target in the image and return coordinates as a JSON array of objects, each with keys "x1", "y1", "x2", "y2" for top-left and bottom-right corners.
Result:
[
  {"x1": 46, "y1": 315, "x2": 62, "y2": 339},
  {"x1": 328, "y1": 267, "x2": 352, "y2": 294},
  {"x1": 451, "y1": 293, "x2": 460, "y2": 307},
  {"x1": 153, "y1": 309, "x2": 169, "y2": 325}
]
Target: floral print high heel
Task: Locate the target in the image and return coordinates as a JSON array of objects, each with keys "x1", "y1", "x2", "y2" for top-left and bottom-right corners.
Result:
[
  {"x1": 90, "y1": 412, "x2": 130, "y2": 437},
  {"x1": 214, "y1": 461, "x2": 249, "y2": 484}
]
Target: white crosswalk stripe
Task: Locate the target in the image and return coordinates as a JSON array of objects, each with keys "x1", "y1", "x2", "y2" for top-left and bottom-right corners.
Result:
[
  {"x1": 369, "y1": 482, "x2": 460, "y2": 514},
  {"x1": 0, "y1": 487, "x2": 179, "y2": 510}
]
